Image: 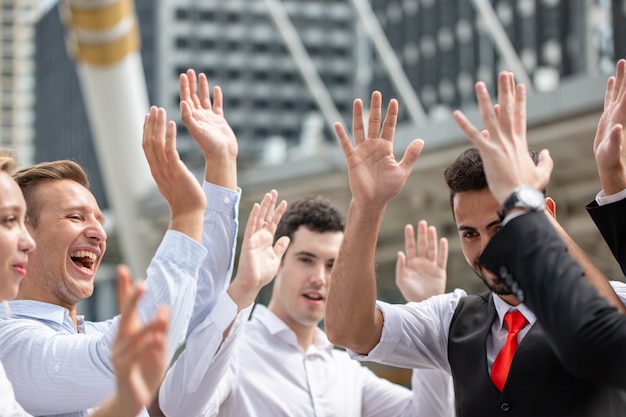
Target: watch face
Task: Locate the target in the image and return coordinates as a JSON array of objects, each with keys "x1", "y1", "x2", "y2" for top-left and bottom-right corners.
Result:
[{"x1": 518, "y1": 186, "x2": 544, "y2": 209}]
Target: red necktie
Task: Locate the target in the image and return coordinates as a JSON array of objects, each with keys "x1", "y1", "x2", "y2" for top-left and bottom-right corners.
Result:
[{"x1": 491, "y1": 310, "x2": 528, "y2": 391}]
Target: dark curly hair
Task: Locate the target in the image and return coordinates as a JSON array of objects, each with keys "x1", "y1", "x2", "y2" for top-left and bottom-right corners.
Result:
[
  {"x1": 274, "y1": 195, "x2": 345, "y2": 246},
  {"x1": 443, "y1": 147, "x2": 543, "y2": 214}
]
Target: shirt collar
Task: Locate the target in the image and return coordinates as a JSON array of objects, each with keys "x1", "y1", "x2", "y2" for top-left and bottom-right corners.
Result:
[
  {"x1": 252, "y1": 304, "x2": 333, "y2": 352},
  {"x1": 492, "y1": 294, "x2": 536, "y2": 330},
  {"x1": 3, "y1": 300, "x2": 82, "y2": 333}
]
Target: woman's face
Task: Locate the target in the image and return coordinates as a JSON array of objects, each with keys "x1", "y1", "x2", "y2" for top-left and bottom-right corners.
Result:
[{"x1": 0, "y1": 171, "x2": 35, "y2": 301}]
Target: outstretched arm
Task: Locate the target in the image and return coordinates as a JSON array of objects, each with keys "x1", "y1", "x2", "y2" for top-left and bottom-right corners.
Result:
[
  {"x1": 593, "y1": 59, "x2": 626, "y2": 196},
  {"x1": 453, "y1": 70, "x2": 626, "y2": 388},
  {"x1": 158, "y1": 192, "x2": 289, "y2": 417},
  {"x1": 587, "y1": 59, "x2": 626, "y2": 274},
  {"x1": 143, "y1": 106, "x2": 206, "y2": 242},
  {"x1": 396, "y1": 220, "x2": 448, "y2": 303},
  {"x1": 180, "y1": 69, "x2": 237, "y2": 190},
  {"x1": 325, "y1": 91, "x2": 424, "y2": 354}
]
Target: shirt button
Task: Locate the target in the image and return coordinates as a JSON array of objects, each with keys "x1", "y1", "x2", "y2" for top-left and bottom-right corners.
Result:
[
  {"x1": 223, "y1": 197, "x2": 231, "y2": 204},
  {"x1": 500, "y1": 402, "x2": 510, "y2": 412},
  {"x1": 54, "y1": 364, "x2": 61, "y2": 373}
]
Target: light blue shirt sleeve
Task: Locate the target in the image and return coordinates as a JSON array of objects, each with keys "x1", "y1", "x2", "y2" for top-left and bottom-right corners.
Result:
[
  {"x1": 187, "y1": 182, "x2": 240, "y2": 336},
  {"x1": 0, "y1": 230, "x2": 205, "y2": 416}
]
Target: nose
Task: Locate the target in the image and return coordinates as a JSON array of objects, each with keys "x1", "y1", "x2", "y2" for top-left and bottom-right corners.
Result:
[
  {"x1": 310, "y1": 264, "x2": 329, "y2": 286},
  {"x1": 20, "y1": 226, "x2": 35, "y2": 253},
  {"x1": 480, "y1": 234, "x2": 491, "y2": 253},
  {"x1": 86, "y1": 219, "x2": 107, "y2": 242}
]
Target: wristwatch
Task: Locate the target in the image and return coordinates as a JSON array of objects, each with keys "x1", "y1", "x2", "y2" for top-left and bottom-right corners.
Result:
[{"x1": 498, "y1": 185, "x2": 545, "y2": 220}]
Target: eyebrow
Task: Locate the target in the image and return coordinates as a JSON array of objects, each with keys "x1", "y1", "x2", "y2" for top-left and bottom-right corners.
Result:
[{"x1": 457, "y1": 219, "x2": 501, "y2": 232}]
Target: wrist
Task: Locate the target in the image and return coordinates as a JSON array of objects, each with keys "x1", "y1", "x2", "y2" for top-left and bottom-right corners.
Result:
[{"x1": 498, "y1": 185, "x2": 545, "y2": 221}]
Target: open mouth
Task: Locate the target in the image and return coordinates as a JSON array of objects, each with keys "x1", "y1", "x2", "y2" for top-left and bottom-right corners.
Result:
[
  {"x1": 303, "y1": 292, "x2": 324, "y2": 301},
  {"x1": 70, "y1": 250, "x2": 97, "y2": 272}
]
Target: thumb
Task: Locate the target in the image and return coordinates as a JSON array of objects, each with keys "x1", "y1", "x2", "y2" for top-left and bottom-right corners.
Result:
[
  {"x1": 536, "y1": 149, "x2": 554, "y2": 190},
  {"x1": 399, "y1": 139, "x2": 425, "y2": 174}
]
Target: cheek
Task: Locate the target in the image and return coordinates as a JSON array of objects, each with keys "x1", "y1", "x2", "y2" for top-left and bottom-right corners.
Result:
[{"x1": 460, "y1": 241, "x2": 480, "y2": 264}]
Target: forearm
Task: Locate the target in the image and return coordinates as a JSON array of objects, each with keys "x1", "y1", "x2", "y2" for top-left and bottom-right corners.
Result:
[
  {"x1": 547, "y1": 214, "x2": 626, "y2": 312},
  {"x1": 204, "y1": 153, "x2": 237, "y2": 191},
  {"x1": 586, "y1": 197, "x2": 626, "y2": 276},
  {"x1": 141, "y1": 230, "x2": 206, "y2": 357},
  {"x1": 188, "y1": 183, "x2": 239, "y2": 334},
  {"x1": 159, "y1": 296, "x2": 247, "y2": 417},
  {"x1": 481, "y1": 212, "x2": 626, "y2": 388},
  {"x1": 325, "y1": 200, "x2": 385, "y2": 354}
]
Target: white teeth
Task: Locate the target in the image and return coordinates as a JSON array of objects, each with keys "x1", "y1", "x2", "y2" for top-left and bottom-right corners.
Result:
[{"x1": 70, "y1": 250, "x2": 97, "y2": 260}]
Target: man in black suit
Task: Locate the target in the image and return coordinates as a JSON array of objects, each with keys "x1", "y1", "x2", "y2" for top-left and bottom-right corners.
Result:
[
  {"x1": 325, "y1": 71, "x2": 626, "y2": 416},
  {"x1": 453, "y1": 62, "x2": 626, "y2": 391}
]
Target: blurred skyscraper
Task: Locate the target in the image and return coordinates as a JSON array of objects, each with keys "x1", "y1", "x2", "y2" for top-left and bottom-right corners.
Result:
[{"x1": 0, "y1": 0, "x2": 45, "y2": 164}]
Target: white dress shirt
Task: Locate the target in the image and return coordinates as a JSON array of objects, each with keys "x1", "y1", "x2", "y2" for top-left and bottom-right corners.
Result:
[
  {"x1": 163, "y1": 304, "x2": 456, "y2": 417},
  {"x1": 0, "y1": 361, "x2": 29, "y2": 417},
  {"x1": 0, "y1": 229, "x2": 207, "y2": 417},
  {"x1": 350, "y1": 282, "x2": 626, "y2": 380}
]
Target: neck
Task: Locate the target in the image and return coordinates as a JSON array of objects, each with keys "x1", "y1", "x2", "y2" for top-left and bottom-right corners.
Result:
[
  {"x1": 15, "y1": 289, "x2": 80, "y2": 331},
  {"x1": 497, "y1": 293, "x2": 521, "y2": 306}
]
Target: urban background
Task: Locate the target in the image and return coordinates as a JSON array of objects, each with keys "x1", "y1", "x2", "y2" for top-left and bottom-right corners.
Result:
[{"x1": 2, "y1": 0, "x2": 625, "y2": 382}]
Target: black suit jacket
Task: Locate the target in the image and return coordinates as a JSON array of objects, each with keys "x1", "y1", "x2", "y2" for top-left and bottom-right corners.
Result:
[
  {"x1": 479, "y1": 211, "x2": 626, "y2": 390},
  {"x1": 586, "y1": 197, "x2": 626, "y2": 276}
]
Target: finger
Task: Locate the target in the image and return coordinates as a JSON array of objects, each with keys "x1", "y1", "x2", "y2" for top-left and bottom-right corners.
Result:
[
  {"x1": 198, "y1": 73, "x2": 212, "y2": 110},
  {"x1": 244, "y1": 203, "x2": 261, "y2": 239},
  {"x1": 117, "y1": 281, "x2": 145, "y2": 338},
  {"x1": 213, "y1": 86, "x2": 224, "y2": 116},
  {"x1": 615, "y1": 59, "x2": 626, "y2": 104},
  {"x1": 142, "y1": 107, "x2": 157, "y2": 149},
  {"x1": 536, "y1": 149, "x2": 554, "y2": 189},
  {"x1": 352, "y1": 99, "x2": 365, "y2": 145},
  {"x1": 258, "y1": 190, "x2": 278, "y2": 226},
  {"x1": 453, "y1": 110, "x2": 487, "y2": 148},
  {"x1": 179, "y1": 73, "x2": 191, "y2": 104},
  {"x1": 475, "y1": 82, "x2": 500, "y2": 142},
  {"x1": 399, "y1": 139, "x2": 425, "y2": 175},
  {"x1": 154, "y1": 108, "x2": 168, "y2": 163},
  {"x1": 416, "y1": 221, "x2": 427, "y2": 259},
  {"x1": 116, "y1": 264, "x2": 133, "y2": 315},
  {"x1": 395, "y1": 251, "x2": 406, "y2": 285},
  {"x1": 273, "y1": 236, "x2": 290, "y2": 259},
  {"x1": 605, "y1": 76, "x2": 616, "y2": 110},
  {"x1": 270, "y1": 200, "x2": 288, "y2": 229},
  {"x1": 334, "y1": 122, "x2": 355, "y2": 157},
  {"x1": 186, "y1": 69, "x2": 201, "y2": 108},
  {"x1": 164, "y1": 121, "x2": 178, "y2": 164},
  {"x1": 437, "y1": 237, "x2": 449, "y2": 270},
  {"x1": 514, "y1": 83, "x2": 527, "y2": 139},
  {"x1": 367, "y1": 91, "x2": 382, "y2": 139},
  {"x1": 404, "y1": 224, "x2": 417, "y2": 259},
  {"x1": 496, "y1": 72, "x2": 514, "y2": 135},
  {"x1": 493, "y1": 104, "x2": 501, "y2": 121},
  {"x1": 380, "y1": 99, "x2": 398, "y2": 142},
  {"x1": 426, "y1": 225, "x2": 438, "y2": 261}
]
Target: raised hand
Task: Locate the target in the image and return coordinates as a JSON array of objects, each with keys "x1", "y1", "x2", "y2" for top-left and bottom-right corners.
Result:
[
  {"x1": 227, "y1": 190, "x2": 290, "y2": 310},
  {"x1": 334, "y1": 91, "x2": 424, "y2": 208},
  {"x1": 452, "y1": 72, "x2": 553, "y2": 204},
  {"x1": 396, "y1": 221, "x2": 448, "y2": 303},
  {"x1": 593, "y1": 59, "x2": 626, "y2": 195},
  {"x1": 111, "y1": 265, "x2": 170, "y2": 415},
  {"x1": 142, "y1": 106, "x2": 206, "y2": 240},
  {"x1": 180, "y1": 70, "x2": 237, "y2": 189}
]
